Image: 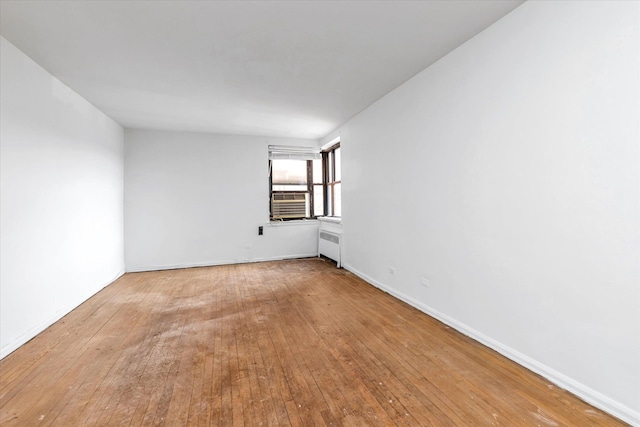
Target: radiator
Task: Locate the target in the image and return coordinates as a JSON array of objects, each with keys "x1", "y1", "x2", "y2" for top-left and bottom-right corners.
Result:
[{"x1": 318, "y1": 230, "x2": 342, "y2": 267}]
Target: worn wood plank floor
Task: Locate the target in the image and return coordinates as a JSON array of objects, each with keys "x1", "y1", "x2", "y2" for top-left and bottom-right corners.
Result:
[{"x1": 0, "y1": 258, "x2": 627, "y2": 426}]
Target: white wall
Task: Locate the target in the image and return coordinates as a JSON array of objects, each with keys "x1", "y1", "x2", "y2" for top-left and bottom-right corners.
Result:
[
  {"x1": 124, "y1": 129, "x2": 319, "y2": 271},
  {"x1": 325, "y1": 1, "x2": 639, "y2": 424},
  {"x1": 0, "y1": 37, "x2": 125, "y2": 358}
]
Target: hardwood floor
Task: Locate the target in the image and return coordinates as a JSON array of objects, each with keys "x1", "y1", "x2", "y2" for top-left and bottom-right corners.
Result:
[{"x1": 0, "y1": 258, "x2": 627, "y2": 426}]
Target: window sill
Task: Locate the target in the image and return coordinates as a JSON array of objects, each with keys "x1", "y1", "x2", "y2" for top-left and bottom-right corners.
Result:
[
  {"x1": 268, "y1": 219, "x2": 319, "y2": 227},
  {"x1": 317, "y1": 216, "x2": 342, "y2": 224}
]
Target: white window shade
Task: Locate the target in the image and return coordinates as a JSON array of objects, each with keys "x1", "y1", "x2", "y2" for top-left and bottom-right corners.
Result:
[{"x1": 268, "y1": 145, "x2": 321, "y2": 161}]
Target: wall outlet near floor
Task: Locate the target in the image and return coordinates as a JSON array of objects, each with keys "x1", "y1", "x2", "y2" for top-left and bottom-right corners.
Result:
[
  {"x1": 388, "y1": 266, "x2": 396, "y2": 275},
  {"x1": 420, "y1": 277, "x2": 430, "y2": 288}
]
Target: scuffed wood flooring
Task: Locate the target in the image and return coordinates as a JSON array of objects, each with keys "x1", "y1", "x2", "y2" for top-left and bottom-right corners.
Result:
[{"x1": 0, "y1": 258, "x2": 628, "y2": 426}]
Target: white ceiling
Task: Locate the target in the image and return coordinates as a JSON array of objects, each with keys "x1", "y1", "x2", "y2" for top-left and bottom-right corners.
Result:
[{"x1": 0, "y1": 0, "x2": 524, "y2": 140}]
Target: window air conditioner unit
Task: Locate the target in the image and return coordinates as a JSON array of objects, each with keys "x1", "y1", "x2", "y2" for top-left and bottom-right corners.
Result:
[{"x1": 272, "y1": 192, "x2": 307, "y2": 219}]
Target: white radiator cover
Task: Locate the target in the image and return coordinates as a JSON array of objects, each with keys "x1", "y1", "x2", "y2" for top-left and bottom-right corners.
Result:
[{"x1": 318, "y1": 229, "x2": 342, "y2": 267}]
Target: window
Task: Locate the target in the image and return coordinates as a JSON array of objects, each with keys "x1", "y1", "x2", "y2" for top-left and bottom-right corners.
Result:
[
  {"x1": 269, "y1": 146, "x2": 321, "y2": 220},
  {"x1": 323, "y1": 143, "x2": 341, "y2": 217},
  {"x1": 268, "y1": 144, "x2": 341, "y2": 220}
]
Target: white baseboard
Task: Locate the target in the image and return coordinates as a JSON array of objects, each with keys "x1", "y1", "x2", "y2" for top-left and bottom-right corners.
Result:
[
  {"x1": 125, "y1": 253, "x2": 319, "y2": 273},
  {"x1": 344, "y1": 263, "x2": 639, "y2": 427},
  {"x1": 0, "y1": 268, "x2": 125, "y2": 360}
]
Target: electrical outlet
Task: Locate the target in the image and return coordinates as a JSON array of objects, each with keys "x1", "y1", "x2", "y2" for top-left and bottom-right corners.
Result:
[
  {"x1": 420, "y1": 277, "x2": 430, "y2": 288},
  {"x1": 388, "y1": 266, "x2": 396, "y2": 275}
]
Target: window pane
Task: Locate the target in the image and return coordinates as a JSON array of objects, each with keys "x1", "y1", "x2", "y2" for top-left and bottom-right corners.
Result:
[
  {"x1": 334, "y1": 148, "x2": 341, "y2": 181},
  {"x1": 272, "y1": 184, "x2": 307, "y2": 192},
  {"x1": 272, "y1": 159, "x2": 307, "y2": 184},
  {"x1": 312, "y1": 158, "x2": 323, "y2": 184},
  {"x1": 313, "y1": 185, "x2": 324, "y2": 216},
  {"x1": 334, "y1": 183, "x2": 341, "y2": 217},
  {"x1": 327, "y1": 154, "x2": 334, "y2": 182}
]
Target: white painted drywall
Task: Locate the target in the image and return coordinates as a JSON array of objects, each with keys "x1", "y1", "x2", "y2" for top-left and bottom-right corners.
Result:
[
  {"x1": 325, "y1": 1, "x2": 639, "y2": 424},
  {"x1": 124, "y1": 129, "x2": 319, "y2": 271},
  {"x1": 0, "y1": 37, "x2": 125, "y2": 359}
]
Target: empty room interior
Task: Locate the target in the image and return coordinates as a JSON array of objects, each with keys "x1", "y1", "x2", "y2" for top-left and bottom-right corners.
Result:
[{"x1": 1, "y1": 0, "x2": 639, "y2": 425}]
